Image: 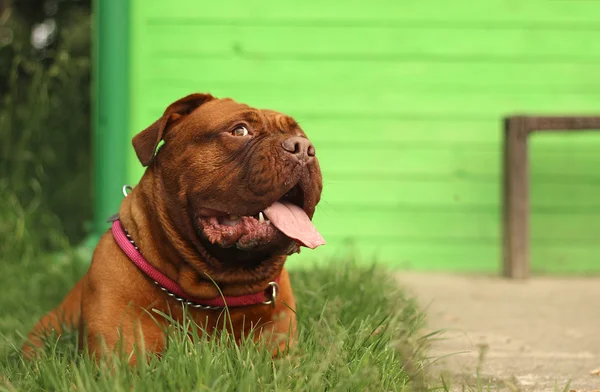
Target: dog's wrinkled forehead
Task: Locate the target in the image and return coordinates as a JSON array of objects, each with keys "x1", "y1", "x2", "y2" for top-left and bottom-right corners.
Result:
[{"x1": 186, "y1": 99, "x2": 302, "y2": 136}]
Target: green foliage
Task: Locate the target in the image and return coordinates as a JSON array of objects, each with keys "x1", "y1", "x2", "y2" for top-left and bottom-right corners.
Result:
[{"x1": 0, "y1": 1, "x2": 92, "y2": 257}]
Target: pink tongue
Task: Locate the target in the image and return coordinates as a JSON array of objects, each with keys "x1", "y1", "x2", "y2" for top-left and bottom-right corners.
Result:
[{"x1": 263, "y1": 201, "x2": 326, "y2": 249}]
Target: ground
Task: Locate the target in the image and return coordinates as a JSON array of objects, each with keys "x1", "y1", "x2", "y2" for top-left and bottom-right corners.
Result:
[{"x1": 396, "y1": 272, "x2": 600, "y2": 392}]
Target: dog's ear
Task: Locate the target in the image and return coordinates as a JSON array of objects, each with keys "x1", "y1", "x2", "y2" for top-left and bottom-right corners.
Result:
[{"x1": 132, "y1": 93, "x2": 215, "y2": 166}]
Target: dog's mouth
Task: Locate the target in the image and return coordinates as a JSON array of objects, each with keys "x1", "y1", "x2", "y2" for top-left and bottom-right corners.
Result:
[{"x1": 197, "y1": 184, "x2": 325, "y2": 252}]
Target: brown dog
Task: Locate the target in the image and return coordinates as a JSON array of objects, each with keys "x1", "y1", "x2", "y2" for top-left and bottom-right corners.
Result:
[{"x1": 23, "y1": 93, "x2": 325, "y2": 363}]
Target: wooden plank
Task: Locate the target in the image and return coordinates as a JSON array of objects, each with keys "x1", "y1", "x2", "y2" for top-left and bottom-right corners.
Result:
[
  {"x1": 288, "y1": 238, "x2": 600, "y2": 274},
  {"x1": 527, "y1": 116, "x2": 600, "y2": 131},
  {"x1": 530, "y1": 132, "x2": 600, "y2": 146},
  {"x1": 306, "y1": 119, "x2": 503, "y2": 143},
  {"x1": 503, "y1": 117, "x2": 530, "y2": 278},
  {"x1": 146, "y1": 79, "x2": 600, "y2": 97},
  {"x1": 531, "y1": 247, "x2": 600, "y2": 274},
  {"x1": 321, "y1": 178, "x2": 600, "y2": 208},
  {"x1": 143, "y1": 24, "x2": 600, "y2": 59},
  {"x1": 310, "y1": 206, "x2": 600, "y2": 241},
  {"x1": 141, "y1": 84, "x2": 600, "y2": 118},
  {"x1": 144, "y1": 60, "x2": 600, "y2": 93},
  {"x1": 313, "y1": 135, "x2": 600, "y2": 149},
  {"x1": 141, "y1": 0, "x2": 600, "y2": 24},
  {"x1": 143, "y1": 83, "x2": 600, "y2": 106},
  {"x1": 314, "y1": 145, "x2": 600, "y2": 177}
]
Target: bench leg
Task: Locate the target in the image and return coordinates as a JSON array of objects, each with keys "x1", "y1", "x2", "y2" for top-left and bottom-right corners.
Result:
[{"x1": 502, "y1": 118, "x2": 530, "y2": 279}]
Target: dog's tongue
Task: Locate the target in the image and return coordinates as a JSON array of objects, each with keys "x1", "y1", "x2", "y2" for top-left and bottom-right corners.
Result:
[{"x1": 263, "y1": 201, "x2": 325, "y2": 249}]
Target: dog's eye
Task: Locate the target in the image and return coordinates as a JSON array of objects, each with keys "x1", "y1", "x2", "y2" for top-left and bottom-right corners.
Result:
[{"x1": 231, "y1": 126, "x2": 249, "y2": 137}]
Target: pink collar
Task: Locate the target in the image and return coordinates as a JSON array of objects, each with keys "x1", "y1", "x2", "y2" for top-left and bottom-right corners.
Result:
[{"x1": 111, "y1": 219, "x2": 280, "y2": 310}]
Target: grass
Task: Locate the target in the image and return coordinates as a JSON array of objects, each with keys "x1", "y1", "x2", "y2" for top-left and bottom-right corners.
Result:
[{"x1": 0, "y1": 245, "x2": 431, "y2": 391}]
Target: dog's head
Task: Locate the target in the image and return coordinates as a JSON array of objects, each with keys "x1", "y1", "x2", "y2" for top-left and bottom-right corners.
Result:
[{"x1": 132, "y1": 93, "x2": 324, "y2": 268}]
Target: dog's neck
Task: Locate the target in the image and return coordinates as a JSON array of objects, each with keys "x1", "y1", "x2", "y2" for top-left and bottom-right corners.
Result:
[{"x1": 117, "y1": 168, "x2": 285, "y2": 299}]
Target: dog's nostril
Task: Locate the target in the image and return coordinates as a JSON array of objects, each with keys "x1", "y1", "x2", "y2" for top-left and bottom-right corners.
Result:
[
  {"x1": 282, "y1": 136, "x2": 314, "y2": 159},
  {"x1": 282, "y1": 138, "x2": 297, "y2": 153}
]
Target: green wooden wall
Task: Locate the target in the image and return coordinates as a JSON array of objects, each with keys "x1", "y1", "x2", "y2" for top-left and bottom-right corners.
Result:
[{"x1": 126, "y1": 0, "x2": 600, "y2": 274}]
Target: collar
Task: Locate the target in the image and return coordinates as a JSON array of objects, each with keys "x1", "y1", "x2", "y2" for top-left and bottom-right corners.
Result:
[{"x1": 110, "y1": 218, "x2": 280, "y2": 310}]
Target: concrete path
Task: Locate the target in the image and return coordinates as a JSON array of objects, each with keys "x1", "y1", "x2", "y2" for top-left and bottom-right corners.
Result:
[{"x1": 395, "y1": 272, "x2": 600, "y2": 391}]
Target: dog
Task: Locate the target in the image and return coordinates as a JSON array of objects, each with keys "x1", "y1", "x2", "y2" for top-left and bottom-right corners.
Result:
[{"x1": 22, "y1": 93, "x2": 325, "y2": 363}]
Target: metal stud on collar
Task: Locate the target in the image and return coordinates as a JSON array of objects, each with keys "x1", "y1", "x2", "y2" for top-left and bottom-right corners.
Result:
[
  {"x1": 123, "y1": 227, "x2": 222, "y2": 310},
  {"x1": 155, "y1": 285, "x2": 222, "y2": 311},
  {"x1": 122, "y1": 226, "x2": 276, "y2": 310}
]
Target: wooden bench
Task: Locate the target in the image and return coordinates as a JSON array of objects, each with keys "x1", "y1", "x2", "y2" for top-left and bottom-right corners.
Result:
[{"x1": 503, "y1": 115, "x2": 600, "y2": 279}]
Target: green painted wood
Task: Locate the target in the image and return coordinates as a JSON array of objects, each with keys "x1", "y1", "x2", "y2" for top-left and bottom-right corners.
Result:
[
  {"x1": 140, "y1": 85, "x2": 600, "y2": 115},
  {"x1": 142, "y1": 0, "x2": 600, "y2": 24},
  {"x1": 321, "y1": 178, "x2": 600, "y2": 208},
  {"x1": 308, "y1": 207, "x2": 600, "y2": 241},
  {"x1": 314, "y1": 144, "x2": 600, "y2": 179},
  {"x1": 144, "y1": 25, "x2": 600, "y2": 59},
  {"x1": 293, "y1": 239, "x2": 600, "y2": 274},
  {"x1": 128, "y1": 0, "x2": 600, "y2": 273},
  {"x1": 144, "y1": 61, "x2": 600, "y2": 93}
]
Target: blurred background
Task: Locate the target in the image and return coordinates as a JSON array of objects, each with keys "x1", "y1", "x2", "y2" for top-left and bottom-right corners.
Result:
[
  {"x1": 2, "y1": 0, "x2": 600, "y2": 276},
  {"x1": 0, "y1": 0, "x2": 91, "y2": 258}
]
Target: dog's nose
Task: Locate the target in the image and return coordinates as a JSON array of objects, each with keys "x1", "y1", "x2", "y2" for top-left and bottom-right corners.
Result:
[{"x1": 281, "y1": 136, "x2": 315, "y2": 160}]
